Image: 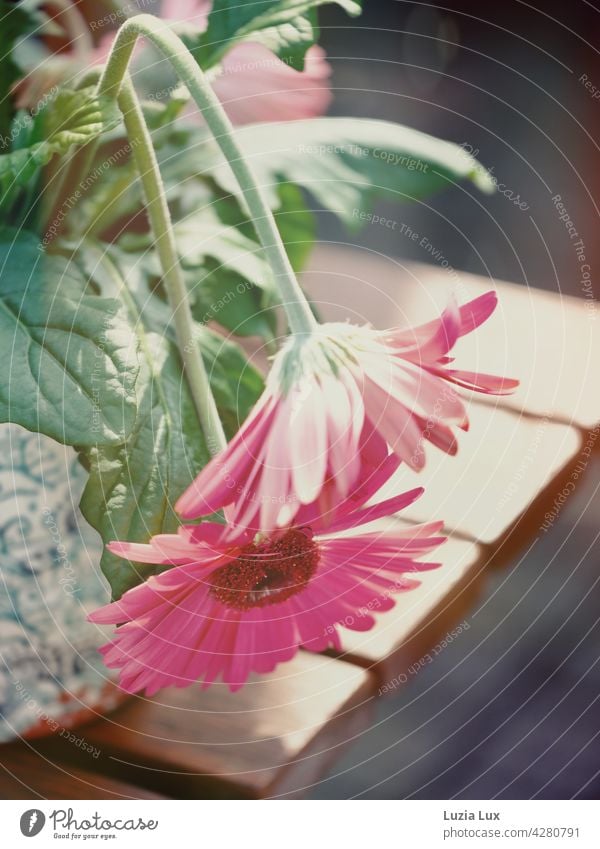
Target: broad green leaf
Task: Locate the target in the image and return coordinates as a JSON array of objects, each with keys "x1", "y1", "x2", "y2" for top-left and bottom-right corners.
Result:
[
  {"x1": 127, "y1": 262, "x2": 267, "y2": 430},
  {"x1": 122, "y1": 207, "x2": 274, "y2": 295},
  {"x1": 76, "y1": 245, "x2": 264, "y2": 598},
  {"x1": 73, "y1": 240, "x2": 265, "y2": 434},
  {"x1": 188, "y1": 261, "x2": 278, "y2": 341},
  {"x1": 207, "y1": 183, "x2": 314, "y2": 273},
  {"x1": 80, "y1": 333, "x2": 211, "y2": 599},
  {"x1": 0, "y1": 87, "x2": 121, "y2": 194},
  {"x1": 119, "y1": 206, "x2": 279, "y2": 340},
  {"x1": 197, "y1": 117, "x2": 495, "y2": 225},
  {"x1": 184, "y1": 0, "x2": 362, "y2": 71},
  {"x1": 0, "y1": 228, "x2": 139, "y2": 446}
]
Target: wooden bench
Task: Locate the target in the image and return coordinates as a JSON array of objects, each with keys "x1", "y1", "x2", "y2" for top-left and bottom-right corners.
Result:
[{"x1": 2, "y1": 246, "x2": 597, "y2": 799}]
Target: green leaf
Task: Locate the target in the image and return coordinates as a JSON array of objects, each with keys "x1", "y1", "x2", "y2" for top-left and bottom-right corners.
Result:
[
  {"x1": 142, "y1": 85, "x2": 191, "y2": 130},
  {"x1": 0, "y1": 0, "x2": 40, "y2": 141},
  {"x1": 76, "y1": 244, "x2": 264, "y2": 598},
  {"x1": 0, "y1": 228, "x2": 139, "y2": 447},
  {"x1": 80, "y1": 333, "x2": 211, "y2": 599},
  {"x1": 197, "y1": 117, "x2": 496, "y2": 225},
  {"x1": 168, "y1": 257, "x2": 278, "y2": 340},
  {"x1": 195, "y1": 323, "x2": 265, "y2": 438},
  {"x1": 272, "y1": 182, "x2": 315, "y2": 271},
  {"x1": 76, "y1": 240, "x2": 265, "y2": 435},
  {"x1": 0, "y1": 87, "x2": 121, "y2": 194},
  {"x1": 183, "y1": 0, "x2": 362, "y2": 71},
  {"x1": 178, "y1": 214, "x2": 270, "y2": 288},
  {"x1": 119, "y1": 205, "x2": 279, "y2": 340},
  {"x1": 188, "y1": 261, "x2": 278, "y2": 341}
]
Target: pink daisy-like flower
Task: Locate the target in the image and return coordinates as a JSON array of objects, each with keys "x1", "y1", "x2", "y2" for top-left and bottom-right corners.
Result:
[
  {"x1": 89, "y1": 463, "x2": 445, "y2": 694},
  {"x1": 177, "y1": 291, "x2": 518, "y2": 530}
]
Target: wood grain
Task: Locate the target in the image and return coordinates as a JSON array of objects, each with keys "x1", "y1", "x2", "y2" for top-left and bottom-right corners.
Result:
[
  {"x1": 76, "y1": 653, "x2": 375, "y2": 798},
  {"x1": 373, "y1": 403, "x2": 581, "y2": 543},
  {"x1": 0, "y1": 744, "x2": 164, "y2": 799},
  {"x1": 335, "y1": 531, "x2": 483, "y2": 683}
]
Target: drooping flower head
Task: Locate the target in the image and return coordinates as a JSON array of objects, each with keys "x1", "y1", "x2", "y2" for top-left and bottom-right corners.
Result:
[
  {"x1": 177, "y1": 291, "x2": 518, "y2": 530},
  {"x1": 90, "y1": 461, "x2": 445, "y2": 694}
]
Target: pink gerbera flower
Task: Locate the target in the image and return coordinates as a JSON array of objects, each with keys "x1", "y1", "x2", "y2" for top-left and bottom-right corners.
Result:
[
  {"x1": 177, "y1": 291, "x2": 518, "y2": 530},
  {"x1": 89, "y1": 463, "x2": 445, "y2": 694}
]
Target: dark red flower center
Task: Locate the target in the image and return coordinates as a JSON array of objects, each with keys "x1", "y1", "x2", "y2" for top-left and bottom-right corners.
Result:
[{"x1": 208, "y1": 528, "x2": 319, "y2": 611}]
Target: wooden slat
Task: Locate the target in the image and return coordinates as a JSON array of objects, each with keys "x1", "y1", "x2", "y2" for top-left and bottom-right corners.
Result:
[
  {"x1": 0, "y1": 745, "x2": 164, "y2": 799},
  {"x1": 336, "y1": 531, "x2": 482, "y2": 684},
  {"x1": 374, "y1": 402, "x2": 581, "y2": 543},
  {"x1": 302, "y1": 247, "x2": 600, "y2": 428},
  {"x1": 76, "y1": 653, "x2": 374, "y2": 799},
  {"x1": 339, "y1": 416, "x2": 590, "y2": 681}
]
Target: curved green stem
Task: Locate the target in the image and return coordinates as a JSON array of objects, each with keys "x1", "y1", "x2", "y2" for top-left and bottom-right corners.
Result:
[
  {"x1": 97, "y1": 13, "x2": 317, "y2": 337},
  {"x1": 117, "y1": 74, "x2": 226, "y2": 456}
]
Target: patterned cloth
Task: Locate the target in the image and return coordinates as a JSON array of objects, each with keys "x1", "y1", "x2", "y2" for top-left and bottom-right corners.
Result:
[{"x1": 0, "y1": 425, "x2": 119, "y2": 741}]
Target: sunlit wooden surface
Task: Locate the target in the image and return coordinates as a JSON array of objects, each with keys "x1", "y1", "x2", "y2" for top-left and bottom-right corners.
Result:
[{"x1": 73, "y1": 653, "x2": 374, "y2": 799}]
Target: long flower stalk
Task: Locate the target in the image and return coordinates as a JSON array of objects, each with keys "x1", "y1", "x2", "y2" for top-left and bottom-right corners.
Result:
[
  {"x1": 115, "y1": 72, "x2": 226, "y2": 455},
  {"x1": 96, "y1": 13, "x2": 317, "y2": 337}
]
